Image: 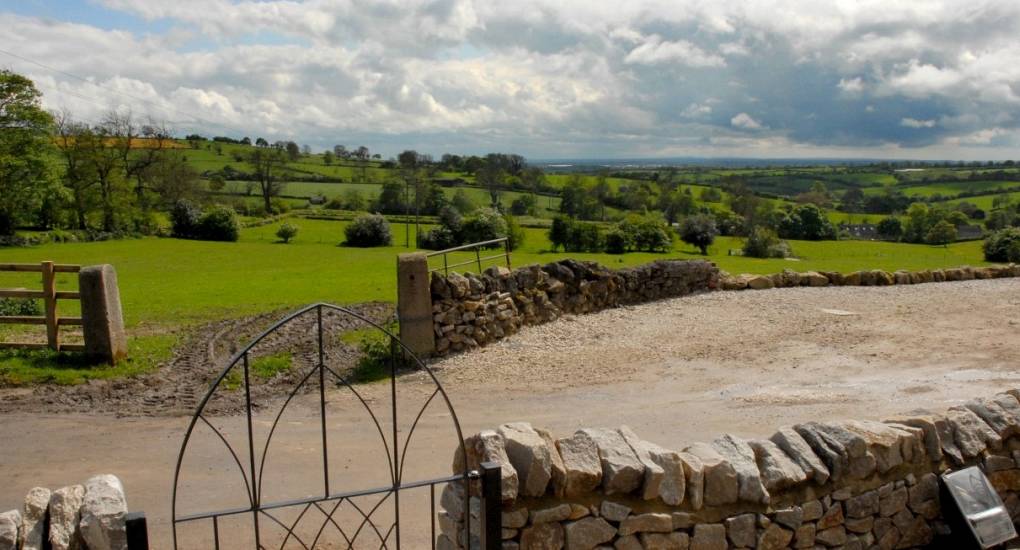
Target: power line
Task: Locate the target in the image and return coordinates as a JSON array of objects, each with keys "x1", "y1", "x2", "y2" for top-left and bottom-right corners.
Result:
[{"x1": 0, "y1": 46, "x2": 251, "y2": 137}]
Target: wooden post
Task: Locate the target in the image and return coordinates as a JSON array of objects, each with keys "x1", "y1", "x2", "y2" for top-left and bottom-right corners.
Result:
[{"x1": 41, "y1": 260, "x2": 59, "y2": 350}]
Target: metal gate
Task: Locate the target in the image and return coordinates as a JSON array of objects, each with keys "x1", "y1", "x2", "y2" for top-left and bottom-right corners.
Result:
[{"x1": 171, "y1": 303, "x2": 500, "y2": 549}]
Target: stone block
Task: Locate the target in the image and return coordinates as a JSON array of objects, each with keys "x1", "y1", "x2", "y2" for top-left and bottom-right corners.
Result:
[
  {"x1": 580, "y1": 428, "x2": 645, "y2": 495},
  {"x1": 79, "y1": 265, "x2": 128, "y2": 364},
  {"x1": 80, "y1": 474, "x2": 128, "y2": 550},
  {"x1": 49, "y1": 485, "x2": 85, "y2": 550}
]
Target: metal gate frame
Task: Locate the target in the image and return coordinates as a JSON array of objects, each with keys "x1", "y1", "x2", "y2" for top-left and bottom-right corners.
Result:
[{"x1": 169, "y1": 303, "x2": 502, "y2": 549}]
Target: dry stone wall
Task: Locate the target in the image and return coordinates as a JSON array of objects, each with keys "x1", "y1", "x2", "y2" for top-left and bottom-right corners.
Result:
[
  {"x1": 428, "y1": 260, "x2": 1020, "y2": 356},
  {"x1": 440, "y1": 389, "x2": 1020, "y2": 549},
  {"x1": 430, "y1": 259, "x2": 719, "y2": 355},
  {"x1": 0, "y1": 474, "x2": 130, "y2": 550}
]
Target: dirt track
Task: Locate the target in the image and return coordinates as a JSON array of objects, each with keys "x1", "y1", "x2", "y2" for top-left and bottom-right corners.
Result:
[{"x1": 3, "y1": 279, "x2": 1020, "y2": 548}]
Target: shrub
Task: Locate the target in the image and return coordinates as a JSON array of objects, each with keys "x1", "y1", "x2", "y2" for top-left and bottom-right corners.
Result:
[
  {"x1": 777, "y1": 204, "x2": 838, "y2": 240},
  {"x1": 548, "y1": 216, "x2": 572, "y2": 251},
  {"x1": 504, "y1": 213, "x2": 526, "y2": 251},
  {"x1": 510, "y1": 194, "x2": 537, "y2": 216},
  {"x1": 170, "y1": 199, "x2": 202, "y2": 239},
  {"x1": 276, "y1": 222, "x2": 299, "y2": 243},
  {"x1": 460, "y1": 208, "x2": 507, "y2": 245},
  {"x1": 877, "y1": 217, "x2": 903, "y2": 241},
  {"x1": 270, "y1": 197, "x2": 290, "y2": 214},
  {"x1": 742, "y1": 226, "x2": 791, "y2": 258},
  {"x1": 925, "y1": 220, "x2": 956, "y2": 247},
  {"x1": 604, "y1": 228, "x2": 631, "y2": 254},
  {"x1": 325, "y1": 196, "x2": 345, "y2": 210},
  {"x1": 678, "y1": 214, "x2": 719, "y2": 255},
  {"x1": 198, "y1": 206, "x2": 240, "y2": 241},
  {"x1": 566, "y1": 221, "x2": 603, "y2": 252},
  {"x1": 983, "y1": 227, "x2": 1020, "y2": 262},
  {"x1": 419, "y1": 226, "x2": 458, "y2": 250},
  {"x1": 0, "y1": 297, "x2": 41, "y2": 316},
  {"x1": 344, "y1": 213, "x2": 392, "y2": 247}
]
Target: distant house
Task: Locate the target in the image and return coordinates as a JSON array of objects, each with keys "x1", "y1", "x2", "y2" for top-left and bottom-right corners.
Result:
[{"x1": 841, "y1": 223, "x2": 878, "y2": 240}]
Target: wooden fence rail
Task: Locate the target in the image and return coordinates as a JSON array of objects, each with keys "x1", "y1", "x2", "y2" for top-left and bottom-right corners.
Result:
[{"x1": 0, "y1": 261, "x2": 84, "y2": 352}]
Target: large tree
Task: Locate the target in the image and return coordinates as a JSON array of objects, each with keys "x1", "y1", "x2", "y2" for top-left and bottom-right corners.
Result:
[
  {"x1": 0, "y1": 70, "x2": 55, "y2": 234},
  {"x1": 249, "y1": 147, "x2": 288, "y2": 213}
]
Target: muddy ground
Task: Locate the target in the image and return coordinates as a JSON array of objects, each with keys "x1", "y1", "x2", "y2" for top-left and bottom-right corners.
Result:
[{"x1": 2, "y1": 279, "x2": 1020, "y2": 548}]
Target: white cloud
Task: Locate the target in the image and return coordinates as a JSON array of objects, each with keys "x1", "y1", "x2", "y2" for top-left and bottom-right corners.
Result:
[
  {"x1": 838, "y1": 77, "x2": 864, "y2": 94},
  {"x1": 900, "y1": 118, "x2": 936, "y2": 128},
  {"x1": 681, "y1": 103, "x2": 712, "y2": 118},
  {"x1": 624, "y1": 35, "x2": 725, "y2": 67},
  {"x1": 730, "y1": 112, "x2": 764, "y2": 130}
]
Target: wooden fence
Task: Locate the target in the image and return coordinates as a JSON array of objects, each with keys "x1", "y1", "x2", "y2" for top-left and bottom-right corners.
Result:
[{"x1": 0, "y1": 261, "x2": 84, "y2": 351}]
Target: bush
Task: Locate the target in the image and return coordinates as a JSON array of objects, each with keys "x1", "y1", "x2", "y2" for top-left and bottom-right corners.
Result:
[
  {"x1": 198, "y1": 206, "x2": 240, "y2": 241},
  {"x1": 170, "y1": 199, "x2": 202, "y2": 239},
  {"x1": 325, "y1": 196, "x2": 345, "y2": 210},
  {"x1": 983, "y1": 228, "x2": 1020, "y2": 262},
  {"x1": 459, "y1": 208, "x2": 507, "y2": 244},
  {"x1": 566, "y1": 221, "x2": 603, "y2": 252},
  {"x1": 0, "y1": 297, "x2": 41, "y2": 316},
  {"x1": 344, "y1": 213, "x2": 392, "y2": 247},
  {"x1": 504, "y1": 213, "x2": 526, "y2": 251},
  {"x1": 270, "y1": 197, "x2": 290, "y2": 214},
  {"x1": 742, "y1": 226, "x2": 791, "y2": 258},
  {"x1": 276, "y1": 222, "x2": 299, "y2": 243},
  {"x1": 625, "y1": 216, "x2": 672, "y2": 252},
  {"x1": 419, "y1": 226, "x2": 458, "y2": 250},
  {"x1": 604, "y1": 228, "x2": 632, "y2": 254},
  {"x1": 925, "y1": 220, "x2": 956, "y2": 247},
  {"x1": 510, "y1": 194, "x2": 538, "y2": 216},
  {"x1": 679, "y1": 214, "x2": 719, "y2": 255},
  {"x1": 548, "y1": 216, "x2": 572, "y2": 251},
  {"x1": 877, "y1": 217, "x2": 903, "y2": 241}
]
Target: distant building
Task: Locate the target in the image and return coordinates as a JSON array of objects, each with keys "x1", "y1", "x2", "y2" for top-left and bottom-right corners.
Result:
[{"x1": 956, "y1": 224, "x2": 984, "y2": 241}]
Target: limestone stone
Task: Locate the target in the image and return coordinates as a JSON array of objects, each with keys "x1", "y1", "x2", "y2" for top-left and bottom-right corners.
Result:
[
  {"x1": 792, "y1": 423, "x2": 849, "y2": 481},
  {"x1": 964, "y1": 398, "x2": 1020, "y2": 438},
  {"x1": 757, "y1": 524, "x2": 793, "y2": 550},
  {"x1": 770, "y1": 426, "x2": 830, "y2": 484},
  {"x1": 79, "y1": 264, "x2": 128, "y2": 363},
  {"x1": 568, "y1": 504, "x2": 590, "y2": 520},
  {"x1": 746, "y1": 275, "x2": 774, "y2": 290},
  {"x1": 842, "y1": 420, "x2": 919, "y2": 473},
  {"x1": 815, "y1": 526, "x2": 847, "y2": 547},
  {"x1": 844, "y1": 490, "x2": 878, "y2": 519},
  {"x1": 844, "y1": 516, "x2": 873, "y2": 534},
  {"x1": 816, "y1": 502, "x2": 844, "y2": 530},
  {"x1": 879, "y1": 487, "x2": 908, "y2": 517},
  {"x1": 812, "y1": 422, "x2": 876, "y2": 479},
  {"x1": 21, "y1": 487, "x2": 50, "y2": 550},
  {"x1": 671, "y1": 513, "x2": 694, "y2": 530},
  {"x1": 0, "y1": 510, "x2": 20, "y2": 550},
  {"x1": 678, "y1": 452, "x2": 704, "y2": 510},
  {"x1": 748, "y1": 439, "x2": 807, "y2": 492},
  {"x1": 49, "y1": 484, "x2": 86, "y2": 550},
  {"x1": 555, "y1": 432, "x2": 603, "y2": 497},
  {"x1": 801, "y1": 500, "x2": 823, "y2": 521},
  {"x1": 884, "y1": 414, "x2": 945, "y2": 462},
  {"x1": 613, "y1": 535, "x2": 642, "y2": 550},
  {"x1": 992, "y1": 394, "x2": 1020, "y2": 428},
  {"x1": 724, "y1": 513, "x2": 756, "y2": 547},
  {"x1": 803, "y1": 272, "x2": 829, "y2": 287},
  {"x1": 898, "y1": 516, "x2": 934, "y2": 547},
  {"x1": 503, "y1": 542, "x2": 520, "y2": 550},
  {"x1": 536, "y1": 428, "x2": 568, "y2": 497},
  {"x1": 500, "y1": 423, "x2": 554, "y2": 497},
  {"x1": 618, "y1": 513, "x2": 672, "y2": 536},
  {"x1": 563, "y1": 517, "x2": 616, "y2": 550},
  {"x1": 690, "y1": 524, "x2": 726, "y2": 550},
  {"x1": 520, "y1": 522, "x2": 564, "y2": 550},
  {"x1": 711, "y1": 434, "x2": 769, "y2": 504},
  {"x1": 531, "y1": 504, "x2": 572, "y2": 525},
  {"x1": 600, "y1": 501, "x2": 631, "y2": 523},
  {"x1": 793, "y1": 523, "x2": 815, "y2": 549},
  {"x1": 454, "y1": 430, "x2": 519, "y2": 501},
  {"x1": 504, "y1": 507, "x2": 530, "y2": 529},
  {"x1": 683, "y1": 443, "x2": 737, "y2": 506},
  {"x1": 946, "y1": 406, "x2": 1001, "y2": 457},
  {"x1": 639, "y1": 532, "x2": 689, "y2": 550},
  {"x1": 504, "y1": 529, "x2": 518, "y2": 540},
  {"x1": 579, "y1": 428, "x2": 645, "y2": 495},
  {"x1": 619, "y1": 427, "x2": 686, "y2": 505},
  {"x1": 773, "y1": 507, "x2": 803, "y2": 529},
  {"x1": 80, "y1": 474, "x2": 129, "y2": 550}
]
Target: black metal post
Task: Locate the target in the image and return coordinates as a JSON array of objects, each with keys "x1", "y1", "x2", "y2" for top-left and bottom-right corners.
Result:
[
  {"x1": 479, "y1": 462, "x2": 502, "y2": 550},
  {"x1": 125, "y1": 511, "x2": 149, "y2": 550}
]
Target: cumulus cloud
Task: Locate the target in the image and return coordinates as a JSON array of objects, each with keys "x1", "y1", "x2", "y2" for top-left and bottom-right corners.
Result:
[
  {"x1": 731, "y1": 113, "x2": 764, "y2": 130},
  {"x1": 901, "y1": 118, "x2": 936, "y2": 128},
  {"x1": 2, "y1": 0, "x2": 1019, "y2": 158}
]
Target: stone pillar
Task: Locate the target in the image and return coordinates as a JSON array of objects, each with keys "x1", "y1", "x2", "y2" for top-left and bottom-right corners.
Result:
[
  {"x1": 397, "y1": 252, "x2": 436, "y2": 358},
  {"x1": 79, "y1": 264, "x2": 128, "y2": 364}
]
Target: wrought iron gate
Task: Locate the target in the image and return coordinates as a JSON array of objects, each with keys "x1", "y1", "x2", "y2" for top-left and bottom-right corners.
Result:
[{"x1": 171, "y1": 303, "x2": 500, "y2": 549}]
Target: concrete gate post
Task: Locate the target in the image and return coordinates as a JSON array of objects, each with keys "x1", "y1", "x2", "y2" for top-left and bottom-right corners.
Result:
[
  {"x1": 79, "y1": 264, "x2": 128, "y2": 364},
  {"x1": 397, "y1": 252, "x2": 436, "y2": 357}
]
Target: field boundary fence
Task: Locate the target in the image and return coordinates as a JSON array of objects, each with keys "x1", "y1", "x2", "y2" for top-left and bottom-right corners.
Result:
[
  {"x1": 0, "y1": 261, "x2": 83, "y2": 352},
  {"x1": 424, "y1": 237, "x2": 511, "y2": 276}
]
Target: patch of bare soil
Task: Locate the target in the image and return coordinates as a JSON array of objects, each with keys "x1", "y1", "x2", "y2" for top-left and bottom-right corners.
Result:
[{"x1": 0, "y1": 303, "x2": 394, "y2": 416}]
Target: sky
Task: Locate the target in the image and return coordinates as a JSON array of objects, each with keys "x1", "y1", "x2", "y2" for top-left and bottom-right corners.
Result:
[{"x1": 2, "y1": 0, "x2": 1019, "y2": 161}]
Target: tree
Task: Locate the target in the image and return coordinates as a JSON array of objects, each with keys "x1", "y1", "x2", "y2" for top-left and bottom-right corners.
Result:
[
  {"x1": 323, "y1": 150, "x2": 334, "y2": 165},
  {"x1": 333, "y1": 144, "x2": 347, "y2": 158},
  {"x1": 877, "y1": 217, "x2": 903, "y2": 241},
  {"x1": 926, "y1": 220, "x2": 957, "y2": 247},
  {"x1": 276, "y1": 222, "x2": 299, "y2": 243},
  {"x1": 548, "y1": 216, "x2": 571, "y2": 251},
  {"x1": 255, "y1": 137, "x2": 268, "y2": 147},
  {"x1": 285, "y1": 141, "x2": 300, "y2": 161},
  {"x1": 375, "y1": 181, "x2": 405, "y2": 214},
  {"x1": 778, "y1": 204, "x2": 837, "y2": 240},
  {"x1": 679, "y1": 214, "x2": 719, "y2": 255},
  {"x1": 249, "y1": 147, "x2": 288, "y2": 213},
  {"x1": 300, "y1": 144, "x2": 311, "y2": 156},
  {"x1": 477, "y1": 155, "x2": 507, "y2": 208},
  {"x1": 0, "y1": 70, "x2": 55, "y2": 234}
]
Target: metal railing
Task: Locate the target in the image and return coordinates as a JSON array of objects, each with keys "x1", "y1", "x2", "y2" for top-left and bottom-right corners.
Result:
[
  {"x1": 0, "y1": 261, "x2": 83, "y2": 351},
  {"x1": 424, "y1": 238, "x2": 511, "y2": 275}
]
